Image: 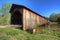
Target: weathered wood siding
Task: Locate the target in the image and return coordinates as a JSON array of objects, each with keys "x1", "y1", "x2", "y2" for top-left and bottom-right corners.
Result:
[
  {"x1": 31, "y1": 12, "x2": 37, "y2": 28},
  {"x1": 37, "y1": 15, "x2": 40, "y2": 26},
  {"x1": 23, "y1": 8, "x2": 37, "y2": 30},
  {"x1": 23, "y1": 8, "x2": 30, "y2": 30},
  {"x1": 23, "y1": 8, "x2": 49, "y2": 30}
]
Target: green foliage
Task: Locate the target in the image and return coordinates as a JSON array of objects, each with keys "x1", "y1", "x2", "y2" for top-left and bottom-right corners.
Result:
[
  {"x1": 49, "y1": 13, "x2": 57, "y2": 22},
  {"x1": 0, "y1": 2, "x2": 11, "y2": 25},
  {"x1": 49, "y1": 13, "x2": 60, "y2": 24},
  {"x1": 0, "y1": 13, "x2": 10, "y2": 25}
]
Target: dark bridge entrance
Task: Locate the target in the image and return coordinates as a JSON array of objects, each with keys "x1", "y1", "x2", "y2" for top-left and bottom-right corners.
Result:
[{"x1": 11, "y1": 10, "x2": 23, "y2": 29}]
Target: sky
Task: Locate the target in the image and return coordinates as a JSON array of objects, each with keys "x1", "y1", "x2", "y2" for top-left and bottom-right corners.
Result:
[{"x1": 0, "y1": 0, "x2": 60, "y2": 17}]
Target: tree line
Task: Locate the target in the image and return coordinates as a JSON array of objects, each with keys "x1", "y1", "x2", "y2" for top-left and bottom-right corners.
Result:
[{"x1": 49, "y1": 13, "x2": 60, "y2": 24}]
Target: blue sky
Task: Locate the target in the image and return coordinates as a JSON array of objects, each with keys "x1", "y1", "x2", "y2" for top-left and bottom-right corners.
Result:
[{"x1": 0, "y1": 0, "x2": 60, "y2": 17}]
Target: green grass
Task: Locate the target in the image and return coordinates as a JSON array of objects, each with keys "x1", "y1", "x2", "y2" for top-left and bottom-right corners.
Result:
[
  {"x1": 0, "y1": 27, "x2": 60, "y2": 40},
  {"x1": 49, "y1": 22, "x2": 58, "y2": 24}
]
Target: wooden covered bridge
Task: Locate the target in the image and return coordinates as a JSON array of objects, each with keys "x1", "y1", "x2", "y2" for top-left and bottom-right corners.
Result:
[{"x1": 10, "y1": 4, "x2": 49, "y2": 31}]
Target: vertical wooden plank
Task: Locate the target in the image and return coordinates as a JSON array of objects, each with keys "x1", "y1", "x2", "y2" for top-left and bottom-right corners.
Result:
[
  {"x1": 34, "y1": 14, "x2": 37, "y2": 28},
  {"x1": 37, "y1": 15, "x2": 40, "y2": 26},
  {"x1": 23, "y1": 8, "x2": 26, "y2": 30},
  {"x1": 30, "y1": 12, "x2": 34, "y2": 29},
  {"x1": 39, "y1": 16, "x2": 42, "y2": 25},
  {"x1": 25, "y1": 9, "x2": 30, "y2": 30},
  {"x1": 33, "y1": 13, "x2": 36, "y2": 28}
]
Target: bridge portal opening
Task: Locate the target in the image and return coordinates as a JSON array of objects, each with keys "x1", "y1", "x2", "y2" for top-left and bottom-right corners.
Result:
[{"x1": 11, "y1": 10, "x2": 23, "y2": 28}]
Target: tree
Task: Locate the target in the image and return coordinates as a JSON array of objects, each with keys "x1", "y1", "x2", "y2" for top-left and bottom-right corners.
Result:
[
  {"x1": 0, "y1": 2, "x2": 12, "y2": 25},
  {"x1": 0, "y1": 2, "x2": 11, "y2": 15},
  {"x1": 49, "y1": 13, "x2": 60, "y2": 24},
  {"x1": 49, "y1": 13, "x2": 57, "y2": 22}
]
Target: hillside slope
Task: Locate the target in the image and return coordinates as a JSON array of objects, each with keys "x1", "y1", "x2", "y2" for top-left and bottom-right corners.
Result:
[{"x1": 0, "y1": 27, "x2": 60, "y2": 40}]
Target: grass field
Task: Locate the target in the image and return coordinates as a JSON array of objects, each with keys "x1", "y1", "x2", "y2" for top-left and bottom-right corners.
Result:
[{"x1": 0, "y1": 27, "x2": 60, "y2": 40}]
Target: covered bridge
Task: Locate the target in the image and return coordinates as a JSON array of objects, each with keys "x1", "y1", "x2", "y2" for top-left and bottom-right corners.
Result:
[{"x1": 10, "y1": 4, "x2": 49, "y2": 30}]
